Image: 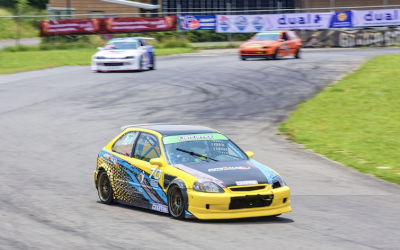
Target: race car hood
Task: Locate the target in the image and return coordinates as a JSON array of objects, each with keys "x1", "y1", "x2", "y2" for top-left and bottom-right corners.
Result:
[
  {"x1": 241, "y1": 40, "x2": 280, "y2": 48},
  {"x1": 93, "y1": 49, "x2": 140, "y2": 59},
  {"x1": 174, "y1": 159, "x2": 278, "y2": 188}
]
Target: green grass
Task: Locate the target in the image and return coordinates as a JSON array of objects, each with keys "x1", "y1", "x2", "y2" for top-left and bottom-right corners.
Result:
[
  {"x1": 0, "y1": 47, "x2": 194, "y2": 74},
  {"x1": 0, "y1": 8, "x2": 42, "y2": 40},
  {"x1": 279, "y1": 53, "x2": 400, "y2": 185}
]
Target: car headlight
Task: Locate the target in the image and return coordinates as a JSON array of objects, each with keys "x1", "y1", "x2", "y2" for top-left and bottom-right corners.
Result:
[
  {"x1": 272, "y1": 176, "x2": 286, "y2": 189},
  {"x1": 125, "y1": 56, "x2": 135, "y2": 59},
  {"x1": 193, "y1": 181, "x2": 224, "y2": 193},
  {"x1": 96, "y1": 56, "x2": 105, "y2": 59}
]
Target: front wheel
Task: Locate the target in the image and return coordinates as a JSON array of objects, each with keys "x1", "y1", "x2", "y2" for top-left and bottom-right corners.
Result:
[
  {"x1": 168, "y1": 185, "x2": 186, "y2": 220},
  {"x1": 97, "y1": 170, "x2": 115, "y2": 204},
  {"x1": 273, "y1": 49, "x2": 279, "y2": 60},
  {"x1": 240, "y1": 55, "x2": 246, "y2": 61}
]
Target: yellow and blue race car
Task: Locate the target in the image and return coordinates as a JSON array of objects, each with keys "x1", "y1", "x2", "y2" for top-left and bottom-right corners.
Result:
[{"x1": 94, "y1": 124, "x2": 291, "y2": 220}]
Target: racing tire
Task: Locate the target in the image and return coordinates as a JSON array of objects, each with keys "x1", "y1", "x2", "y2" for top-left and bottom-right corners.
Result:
[
  {"x1": 149, "y1": 56, "x2": 155, "y2": 70},
  {"x1": 273, "y1": 49, "x2": 279, "y2": 60},
  {"x1": 240, "y1": 55, "x2": 246, "y2": 61},
  {"x1": 138, "y1": 56, "x2": 143, "y2": 72},
  {"x1": 168, "y1": 185, "x2": 186, "y2": 220},
  {"x1": 295, "y1": 48, "x2": 301, "y2": 59},
  {"x1": 97, "y1": 170, "x2": 115, "y2": 204}
]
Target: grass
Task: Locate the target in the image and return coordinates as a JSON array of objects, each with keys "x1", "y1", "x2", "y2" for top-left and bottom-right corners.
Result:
[
  {"x1": 279, "y1": 53, "x2": 400, "y2": 185},
  {"x1": 0, "y1": 47, "x2": 194, "y2": 74},
  {"x1": 0, "y1": 8, "x2": 42, "y2": 40}
]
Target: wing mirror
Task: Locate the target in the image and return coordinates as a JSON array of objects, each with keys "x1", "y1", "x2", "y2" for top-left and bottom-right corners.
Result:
[
  {"x1": 97, "y1": 47, "x2": 104, "y2": 50},
  {"x1": 150, "y1": 158, "x2": 164, "y2": 167},
  {"x1": 245, "y1": 151, "x2": 254, "y2": 159}
]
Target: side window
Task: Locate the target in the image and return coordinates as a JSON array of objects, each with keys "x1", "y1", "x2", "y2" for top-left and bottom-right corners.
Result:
[
  {"x1": 112, "y1": 132, "x2": 138, "y2": 156},
  {"x1": 282, "y1": 32, "x2": 288, "y2": 41},
  {"x1": 140, "y1": 40, "x2": 147, "y2": 46},
  {"x1": 133, "y1": 133, "x2": 161, "y2": 162}
]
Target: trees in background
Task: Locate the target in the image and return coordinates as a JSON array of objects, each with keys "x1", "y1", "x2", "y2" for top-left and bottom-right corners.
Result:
[{"x1": 0, "y1": 0, "x2": 47, "y2": 9}]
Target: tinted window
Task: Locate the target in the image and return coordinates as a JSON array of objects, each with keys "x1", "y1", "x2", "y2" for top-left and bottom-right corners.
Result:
[
  {"x1": 105, "y1": 42, "x2": 139, "y2": 50},
  {"x1": 162, "y1": 133, "x2": 247, "y2": 165},
  {"x1": 133, "y1": 133, "x2": 161, "y2": 162},
  {"x1": 282, "y1": 33, "x2": 288, "y2": 41},
  {"x1": 251, "y1": 34, "x2": 279, "y2": 41},
  {"x1": 112, "y1": 132, "x2": 138, "y2": 156}
]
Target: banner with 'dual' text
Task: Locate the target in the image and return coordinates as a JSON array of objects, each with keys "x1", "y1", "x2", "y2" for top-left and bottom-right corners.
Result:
[{"x1": 352, "y1": 9, "x2": 400, "y2": 27}]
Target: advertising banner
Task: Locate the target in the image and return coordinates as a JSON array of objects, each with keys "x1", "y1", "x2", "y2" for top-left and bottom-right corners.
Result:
[
  {"x1": 179, "y1": 15, "x2": 216, "y2": 30},
  {"x1": 265, "y1": 12, "x2": 332, "y2": 30},
  {"x1": 330, "y1": 11, "x2": 352, "y2": 28},
  {"x1": 216, "y1": 15, "x2": 267, "y2": 33},
  {"x1": 216, "y1": 13, "x2": 333, "y2": 32},
  {"x1": 39, "y1": 16, "x2": 177, "y2": 36},
  {"x1": 352, "y1": 9, "x2": 400, "y2": 27}
]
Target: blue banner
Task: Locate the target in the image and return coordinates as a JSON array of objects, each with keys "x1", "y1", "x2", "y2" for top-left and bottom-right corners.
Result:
[
  {"x1": 330, "y1": 11, "x2": 352, "y2": 28},
  {"x1": 179, "y1": 15, "x2": 216, "y2": 30}
]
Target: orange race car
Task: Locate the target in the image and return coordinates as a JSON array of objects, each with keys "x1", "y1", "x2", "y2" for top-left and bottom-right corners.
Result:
[{"x1": 239, "y1": 31, "x2": 302, "y2": 60}]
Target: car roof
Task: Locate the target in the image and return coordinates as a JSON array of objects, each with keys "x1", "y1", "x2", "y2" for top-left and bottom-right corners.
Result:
[
  {"x1": 123, "y1": 124, "x2": 219, "y2": 136},
  {"x1": 256, "y1": 31, "x2": 283, "y2": 35}
]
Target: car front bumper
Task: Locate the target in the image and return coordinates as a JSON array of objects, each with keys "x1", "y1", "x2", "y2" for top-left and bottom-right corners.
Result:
[
  {"x1": 187, "y1": 185, "x2": 291, "y2": 220},
  {"x1": 91, "y1": 58, "x2": 139, "y2": 71}
]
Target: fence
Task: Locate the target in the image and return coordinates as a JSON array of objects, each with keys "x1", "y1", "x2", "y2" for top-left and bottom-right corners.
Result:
[{"x1": 1, "y1": 4, "x2": 400, "y2": 47}]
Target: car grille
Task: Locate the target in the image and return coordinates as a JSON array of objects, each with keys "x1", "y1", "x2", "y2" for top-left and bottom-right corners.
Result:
[
  {"x1": 104, "y1": 63, "x2": 123, "y2": 66},
  {"x1": 230, "y1": 185, "x2": 266, "y2": 192},
  {"x1": 229, "y1": 195, "x2": 273, "y2": 210}
]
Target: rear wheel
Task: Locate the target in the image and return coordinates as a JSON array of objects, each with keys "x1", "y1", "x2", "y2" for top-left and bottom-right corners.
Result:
[
  {"x1": 295, "y1": 48, "x2": 301, "y2": 59},
  {"x1": 168, "y1": 185, "x2": 185, "y2": 220},
  {"x1": 97, "y1": 170, "x2": 115, "y2": 204},
  {"x1": 138, "y1": 56, "x2": 143, "y2": 72}
]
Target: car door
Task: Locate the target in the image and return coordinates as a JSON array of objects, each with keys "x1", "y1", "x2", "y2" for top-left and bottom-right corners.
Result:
[
  {"x1": 280, "y1": 32, "x2": 291, "y2": 57},
  {"x1": 129, "y1": 132, "x2": 168, "y2": 211}
]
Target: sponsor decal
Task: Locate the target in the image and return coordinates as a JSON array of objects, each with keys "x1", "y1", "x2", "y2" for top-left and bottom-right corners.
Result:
[
  {"x1": 236, "y1": 180, "x2": 258, "y2": 186},
  {"x1": 208, "y1": 166, "x2": 251, "y2": 172},
  {"x1": 123, "y1": 134, "x2": 135, "y2": 145},
  {"x1": 174, "y1": 164, "x2": 227, "y2": 188},
  {"x1": 152, "y1": 203, "x2": 168, "y2": 213},
  {"x1": 219, "y1": 15, "x2": 230, "y2": 31},
  {"x1": 330, "y1": 11, "x2": 352, "y2": 28},
  {"x1": 150, "y1": 179, "x2": 159, "y2": 187},
  {"x1": 178, "y1": 134, "x2": 213, "y2": 141},
  {"x1": 235, "y1": 16, "x2": 248, "y2": 31},
  {"x1": 179, "y1": 15, "x2": 216, "y2": 30},
  {"x1": 252, "y1": 16, "x2": 265, "y2": 31},
  {"x1": 353, "y1": 9, "x2": 400, "y2": 27}
]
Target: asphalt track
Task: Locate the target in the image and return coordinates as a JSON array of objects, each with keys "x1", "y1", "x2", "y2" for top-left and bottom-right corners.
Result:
[{"x1": 1, "y1": 48, "x2": 400, "y2": 250}]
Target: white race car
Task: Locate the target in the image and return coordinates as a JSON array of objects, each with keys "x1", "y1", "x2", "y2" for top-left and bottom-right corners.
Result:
[{"x1": 91, "y1": 37, "x2": 155, "y2": 72}]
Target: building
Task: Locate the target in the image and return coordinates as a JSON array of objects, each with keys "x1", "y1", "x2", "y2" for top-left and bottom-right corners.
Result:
[{"x1": 47, "y1": 0, "x2": 397, "y2": 19}]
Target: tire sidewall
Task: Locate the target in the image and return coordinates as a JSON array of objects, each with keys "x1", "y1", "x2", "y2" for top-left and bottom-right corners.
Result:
[
  {"x1": 167, "y1": 185, "x2": 186, "y2": 220},
  {"x1": 97, "y1": 170, "x2": 114, "y2": 204}
]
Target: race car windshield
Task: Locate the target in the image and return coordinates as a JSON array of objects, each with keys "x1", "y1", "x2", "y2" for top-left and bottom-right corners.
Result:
[
  {"x1": 104, "y1": 42, "x2": 138, "y2": 50},
  {"x1": 252, "y1": 34, "x2": 279, "y2": 41},
  {"x1": 162, "y1": 133, "x2": 248, "y2": 165}
]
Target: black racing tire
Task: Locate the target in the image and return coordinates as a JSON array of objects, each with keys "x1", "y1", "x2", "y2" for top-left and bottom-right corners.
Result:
[
  {"x1": 295, "y1": 48, "x2": 301, "y2": 59},
  {"x1": 149, "y1": 55, "x2": 155, "y2": 70},
  {"x1": 273, "y1": 49, "x2": 279, "y2": 60},
  {"x1": 240, "y1": 55, "x2": 246, "y2": 61},
  {"x1": 138, "y1": 56, "x2": 143, "y2": 72},
  {"x1": 97, "y1": 170, "x2": 115, "y2": 204},
  {"x1": 168, "y1": 185, "x2": 186, "y2": 220}
]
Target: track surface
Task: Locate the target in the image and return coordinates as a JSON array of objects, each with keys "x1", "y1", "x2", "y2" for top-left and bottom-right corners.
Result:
[{"x1": 1, "y1": 49, "x2": 400, "y2": 250}]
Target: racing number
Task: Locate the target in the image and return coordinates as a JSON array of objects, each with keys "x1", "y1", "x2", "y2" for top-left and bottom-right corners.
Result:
[{"x1": 150, "y1": 168, "x2": 162, "y2": 180}]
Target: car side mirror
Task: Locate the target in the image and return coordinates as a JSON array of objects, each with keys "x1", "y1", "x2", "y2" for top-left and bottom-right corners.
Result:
[
  {"x1": 150, "y1": 158, "x2": 164, "y2": 167},
  {"x1": 245, "y1": 151, "x2": 254, "y2": 159},
  {"x1": 97, "y1": 47, "x2": 104, "y2": 50}
]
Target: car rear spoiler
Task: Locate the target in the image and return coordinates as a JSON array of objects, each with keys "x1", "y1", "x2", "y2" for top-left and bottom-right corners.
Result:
[{"x1": 121, "y1": 123, "x2": 169, "y2": 131}]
